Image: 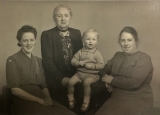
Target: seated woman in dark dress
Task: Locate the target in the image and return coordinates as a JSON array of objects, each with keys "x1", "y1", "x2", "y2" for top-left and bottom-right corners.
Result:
[
  {"x1": 95, "y1": 26, "x2": 153, "y2": 115},
  {"x1": 6, "y1": 25, "x2": 76, "y2": 115}
]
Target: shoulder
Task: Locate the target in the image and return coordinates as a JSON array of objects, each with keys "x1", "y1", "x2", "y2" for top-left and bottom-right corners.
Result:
[
  {"x1": 68, "y1": 27, "x2": 80, "y2": 32},
  {"x1": 114, "y1": 51, "x2": 124, "y2": 57},
  {"x1": 68, "y1": 27, "x2": 81, "y2": 34},
  {"x1": 136, "y1": 51, "x2": 151, "y2": 61},
  {"x1": 75, "y1": 49, "x2": 83, "y2": 54},
  {"x1": 7, "y1": 51, "x2": 21, "y2": 61},
  {"x1": 95, "y1": 49, "x2": 102, "y2": 55},
  {"x1": 41, "y1": 27, "x2": 56, "y2": 35}
]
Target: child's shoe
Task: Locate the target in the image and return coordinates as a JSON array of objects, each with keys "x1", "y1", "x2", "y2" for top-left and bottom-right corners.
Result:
[
  {"x1": 69, "y1": 99, "x2": 76, "y2": 109},
  {"x1": 81, "y1": 102, "x2": 90, "y2": 112}
]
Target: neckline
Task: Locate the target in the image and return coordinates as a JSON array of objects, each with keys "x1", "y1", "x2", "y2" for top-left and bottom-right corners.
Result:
[
  {"x1": 124, "y1": 50, "x2": 140, "y2": 56},
  {"x1": 56, "y1": 26, "x2": 68, "y2": 32},
  {"x1": 20, "y1": 49, "x2": 33, "y2": 59}
]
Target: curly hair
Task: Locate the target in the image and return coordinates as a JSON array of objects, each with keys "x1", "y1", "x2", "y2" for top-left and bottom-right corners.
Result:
[{"x1": 16, "y1": 25, "x2": 37, "y2": 46}]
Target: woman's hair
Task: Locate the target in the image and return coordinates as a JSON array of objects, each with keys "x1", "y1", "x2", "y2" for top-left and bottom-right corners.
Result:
[
  {"x1": 53, "y1": 5, "x2": 72, "y2": 18},
  {"x1": 16, "y1": 25, "x2": 37, "y2": 47},
  {"x1": 82, "y1": 29, "x2": 99, "y2": 39},
  {"x1": 118, "y1": 26, "x2": 139, "y2": 43}
]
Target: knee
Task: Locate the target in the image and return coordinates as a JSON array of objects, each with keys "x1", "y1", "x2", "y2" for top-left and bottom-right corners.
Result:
[
  {"x1": 68, "y1": 80, "x2": 75, "y2": 87},
  {"x1": 83, "y1": 79, "x2": 92, "y2": 87}
]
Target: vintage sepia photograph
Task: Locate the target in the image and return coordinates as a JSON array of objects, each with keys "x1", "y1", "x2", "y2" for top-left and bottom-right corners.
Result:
[{"x1": 0, "y1": 0, "x2": 160, "y2": 115}]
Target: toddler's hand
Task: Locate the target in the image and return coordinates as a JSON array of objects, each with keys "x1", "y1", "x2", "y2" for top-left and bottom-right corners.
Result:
[
  {"x1": 85, "y1": 63, "x2": 93, "y2": 69},
  {"x1": 79, "y1": 61, "x2": 85, "y2": 66}
]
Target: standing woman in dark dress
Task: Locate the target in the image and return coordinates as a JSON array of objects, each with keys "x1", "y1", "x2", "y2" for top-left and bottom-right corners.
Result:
[
  {"x1": 95, "y1": 26, "x2": 153, "y2": 115},
  {"x1": 41, "y1": 5, "x2": 83, "y2": 106},
  {"x1": 6, "y1": 25, "x2": 76, "y2": 115}
]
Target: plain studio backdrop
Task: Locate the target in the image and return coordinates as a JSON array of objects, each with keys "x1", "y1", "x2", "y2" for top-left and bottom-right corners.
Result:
[{"x1": 0, "y1": 0, "x2": 160, "y2": 112}]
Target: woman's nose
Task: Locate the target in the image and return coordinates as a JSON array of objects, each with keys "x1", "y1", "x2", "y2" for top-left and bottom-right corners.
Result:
[
  {"x1": 62, "y1": 15, "x2": 66, "y2": 20},
  {"x1": 27, "y1": 41, "x2": 31, "y2": 45},
  {"x1": 124, "y1": 41, "x2": 128, "y2": 45}
]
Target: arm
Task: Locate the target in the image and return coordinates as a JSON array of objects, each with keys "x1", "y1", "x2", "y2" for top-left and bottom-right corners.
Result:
[
  {"x1": 71, "y1": 50, "x2": 85, "y2": 67},
  {"x1": 111, "y1": 54, "x2": 153, "y2": 90},
  {"x1": 85, "y1": 51, "x2": 104, "y2": 70},
  {"x1": 99, "y1": 52, "x2": 118, "y2": 77},
  {"x1": 11, "y1": 88, "x2": 44, "y2": 104},
  {"x1": 41, "y1": 31, "x2": 64, "y2": 81}
]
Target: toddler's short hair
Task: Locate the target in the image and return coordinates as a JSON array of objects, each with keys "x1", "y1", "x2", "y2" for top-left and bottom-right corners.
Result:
[{"x1": 82, "y1": 29, "x2": 99, "y2": 39}]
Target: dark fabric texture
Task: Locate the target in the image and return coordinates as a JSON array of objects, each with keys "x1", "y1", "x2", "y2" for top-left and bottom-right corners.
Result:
[
  {"x1": 96, "y1": 51, "x2": 153, "y2": 115},
  {"x1": 41, "y1": 26, "x2": 83, "y2": 82},
  {"x1": 41, "y1": 27, "x2": 83, "y2": 106}
]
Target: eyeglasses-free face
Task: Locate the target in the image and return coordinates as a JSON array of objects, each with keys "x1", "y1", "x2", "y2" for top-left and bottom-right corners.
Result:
[
  {"x1": 54, "y1": 7, "x2": 71, "y2": 31},
  {"x1": 120, "y1": 32, "x2": 137, "y2": 54},
  {"x1": 19, "y1": 32, "x2": 36, "y2": 55}
]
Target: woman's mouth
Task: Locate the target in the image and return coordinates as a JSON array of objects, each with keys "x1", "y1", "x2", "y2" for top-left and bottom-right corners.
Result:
[{"x1": 26, "y1": 46, "x2": 32, "y2": 49}]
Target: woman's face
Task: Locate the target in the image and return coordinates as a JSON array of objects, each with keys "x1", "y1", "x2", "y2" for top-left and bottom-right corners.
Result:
[
  {"x1": 120, "y1": 32, "x2": 137, "y2": 54},
  {"x1": 54, "y1": 7, "x2": 71, "y2": 30},
  {"x1": 19, "y1": 32, "x2": 36, "y2": 54}
]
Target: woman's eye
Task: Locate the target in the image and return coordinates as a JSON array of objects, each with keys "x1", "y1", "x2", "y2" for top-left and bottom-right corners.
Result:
[
  {"x1": 120, "y1": 39, "x2": 125, "y2": 42},
  {"x1": 65, "y1": 14, "x2": 69, "y2": 17},
  {"x1": 30, "y1": 39, "x2": 35, "y2": 42},
  {"x1": 22, "y1": 40, "x2": 27, "y2": 42},
  {"x1": 57, "y1": 15, "x2": 62, "y2": 18},
  {"x1": 128, "y1": 39, "x2": 132, "y2": 42}
]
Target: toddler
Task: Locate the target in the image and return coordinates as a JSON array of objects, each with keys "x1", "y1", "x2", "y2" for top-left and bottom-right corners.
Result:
[{"x1": 67, "y1": 29, "x2": 104, "y2": 112}]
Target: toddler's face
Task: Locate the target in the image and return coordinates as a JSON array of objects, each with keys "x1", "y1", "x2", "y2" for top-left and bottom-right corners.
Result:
[{"x1": 83, "y1": 32, "x2": 98, "y2": 49}]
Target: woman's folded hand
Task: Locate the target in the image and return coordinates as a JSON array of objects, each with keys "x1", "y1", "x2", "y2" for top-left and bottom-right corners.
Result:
[{"x1": 43, "y1": 97, "x2": 53, "y2": 106}]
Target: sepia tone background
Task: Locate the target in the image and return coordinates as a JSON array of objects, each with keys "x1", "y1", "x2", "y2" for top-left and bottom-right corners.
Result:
[{"x1": 0, "y1": 0, "x2": 160, "y2": 114}]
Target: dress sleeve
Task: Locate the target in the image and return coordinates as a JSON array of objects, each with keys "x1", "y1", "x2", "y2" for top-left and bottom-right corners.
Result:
[
  {"x1": 6, "y1": 56, "x2": 20, "y2": 88},
  {"x1": 99, "y1": 52, "x2": 117, "y2": 77},
  {"x1": 111, "y1": 54, "x2": 153, "y2": 90},
  {"x1": 38, "y1": 58, "x2": 47, "y2": 89},
  {"x1": 41, "y1": 31, "x2": 64, "y2": 81}
]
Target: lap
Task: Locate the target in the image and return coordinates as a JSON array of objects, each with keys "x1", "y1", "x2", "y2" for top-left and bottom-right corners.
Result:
[
  {"x1": 96, "y1": 96, "x2": 152, "y2": 115},
  {"x1": 13, "y1": 98, "x2": 75, "y2": 115}
]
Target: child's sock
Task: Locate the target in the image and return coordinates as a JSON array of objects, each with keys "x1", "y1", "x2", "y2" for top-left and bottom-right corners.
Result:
[
  {"x1": 67, "y1": 94, "x2": 74, "y2": 101},
  {"x1": 105, "y1": 83, "x2": 109, "y2": 88},
  {"x1": 83, "y1": 96, "x2": 90, "y2": 104}
]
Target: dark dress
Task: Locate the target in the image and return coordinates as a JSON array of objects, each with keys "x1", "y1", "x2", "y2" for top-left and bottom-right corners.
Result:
[
  {"x1": 96, "y1": 51, "x2": 153, "y2": 115},
  {"x1": 6, "y1": 50, "x2": 76, "y2": 115},
  {"x1": 41, "y1": 27, "x2": 83, "y2": 106}
]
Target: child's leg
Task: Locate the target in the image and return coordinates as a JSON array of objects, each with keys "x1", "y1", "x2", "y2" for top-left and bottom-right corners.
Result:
[
  {"x1": 83, "y1": 77, "x2": 96, "y2": 97},
  {"x1": 68, "y1": 75, "x2": 81, "y2": 95},
  {"x1": 81, "y1": 77, "x2": 96, "y2": 111},
  {"x1": 67, "y1": 75, "x2": 81, "y2": 109},
  {"x1": 67, "y1": 75, "x2": 81, "y2": 101}
]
